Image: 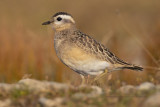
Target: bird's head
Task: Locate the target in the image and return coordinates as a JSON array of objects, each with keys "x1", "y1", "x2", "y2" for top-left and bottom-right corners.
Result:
[{"x1": 42, "y1": 12, "x2": 76, "y2": 31}]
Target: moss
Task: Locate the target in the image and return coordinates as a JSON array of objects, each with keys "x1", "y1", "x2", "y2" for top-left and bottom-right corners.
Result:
[
  {"x1": 10, "y1": 88, "x2": 30, "y2": 99},
  {"x1": 0, "y1": 79, "x2": 160, "y2": 107},
  {"x1": 135, "y1": 89, "x2": 157, "y2": 97},
  {"x1": 79, "y1": 87, "x2": 93, "y2": 93},
  {"x1": 117, "y1": 96, "x2": 132, "y2": 107}
]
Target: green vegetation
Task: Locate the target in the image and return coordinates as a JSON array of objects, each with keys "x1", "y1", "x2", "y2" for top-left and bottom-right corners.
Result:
[{"x1": 0, "y1": 0, "x2": 160, "y2": 106}]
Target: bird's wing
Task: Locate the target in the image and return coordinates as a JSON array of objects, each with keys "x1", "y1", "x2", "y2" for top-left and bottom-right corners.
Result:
[{"x1": 71, "y1": 30, "x2": 131, "y2": 66}]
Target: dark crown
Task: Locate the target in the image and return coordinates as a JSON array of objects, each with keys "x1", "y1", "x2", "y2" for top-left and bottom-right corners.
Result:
[{"x1": 53, "y1": 12, "x2": 72, "y2": 17}]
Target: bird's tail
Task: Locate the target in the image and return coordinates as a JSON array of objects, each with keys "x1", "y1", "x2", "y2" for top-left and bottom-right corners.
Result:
[{"x1": 122, "y1": 65, "x2": 143, "y2": 71}]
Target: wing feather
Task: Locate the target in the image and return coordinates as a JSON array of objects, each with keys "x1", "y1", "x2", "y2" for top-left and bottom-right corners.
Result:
[{"x1": 71, "y1": 30, "x2": 131, "y2": 66}]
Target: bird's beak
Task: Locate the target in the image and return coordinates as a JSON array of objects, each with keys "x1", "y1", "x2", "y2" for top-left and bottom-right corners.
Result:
[{"x1": 42, "y1": 21, "x2": 52, "y2": 25}]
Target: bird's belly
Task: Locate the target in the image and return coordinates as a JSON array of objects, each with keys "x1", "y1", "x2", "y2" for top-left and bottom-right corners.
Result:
[
  {"x1": 60, "y1": 47, "x2": 110, "y2": 75},
  {"x1": 71, "y1": 59, "x2": 109, "y2": 75}
]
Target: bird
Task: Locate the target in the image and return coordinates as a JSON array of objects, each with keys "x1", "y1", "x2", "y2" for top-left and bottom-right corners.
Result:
[{"x1": 42, "y1": 12, "x2": 143, "y2": 84}]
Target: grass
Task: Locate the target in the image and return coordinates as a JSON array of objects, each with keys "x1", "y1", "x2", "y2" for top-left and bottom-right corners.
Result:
[{"x1": 0, "y1": 0, "x2": 160, "y2": 87}]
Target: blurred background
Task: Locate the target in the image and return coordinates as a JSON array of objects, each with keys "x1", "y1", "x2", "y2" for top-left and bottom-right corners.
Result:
[{"x1": 0, "y1": 0, "x2": 160, "y2": 86}]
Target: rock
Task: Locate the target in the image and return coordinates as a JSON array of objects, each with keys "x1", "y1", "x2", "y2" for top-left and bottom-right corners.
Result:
[
  {"x1": 0, "y1": 83, "x2": 12, "y2": 95},
  {"x1": 143, "y1": 92, "x2": 160, "y2": 107},
  {"x1": 18, "y1": 79, "x2": 69, "y2": 92},
  {"x1": 72, "y1": 86, "x2": 102, "y2": 99},
  {"x1": 0, "y1": 83, "x2": 12, "y2": 91},
  {"x1": 0, "y1": 79, "x2": 103, "y2": 106},
  {"x1": 137, "y1": 82, "x2": 155, "y2": 91},
  {"x1": 1, "y1": 78, "x2": 160, "y2": 106},
  {"x1": 156, "y1": 85, "x2": 160, "y2": 90},
  {"x1": 87, "y1": 86, "x2": 103, "y2": 97},
  {"x1": 118, "y1": 85, "x2": 136, "y2": 94},
  {"x1": 39, "y1": 97, "x2": 65, "y2": 107},
  {"x1": 0, "y1": 99, "x2": 11, "y2": 107}
]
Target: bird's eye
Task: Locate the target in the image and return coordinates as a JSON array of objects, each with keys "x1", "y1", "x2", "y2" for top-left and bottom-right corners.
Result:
[{"x1": 57, "y1": 17, "x2": 62, "y2": 21}]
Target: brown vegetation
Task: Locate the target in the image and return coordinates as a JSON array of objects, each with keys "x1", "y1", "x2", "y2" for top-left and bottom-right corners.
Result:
[{"x1": 0, "y1": 0, "x2": 160, "y2": 86}]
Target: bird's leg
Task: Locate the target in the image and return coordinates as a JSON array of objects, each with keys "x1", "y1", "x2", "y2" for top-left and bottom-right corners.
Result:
[
  {"x1": 80, "y1": 74, "x2": 85, "y2": 85},
  {"x1": 94, "y1": 69, "x2": 108, "y2": 82},
  {"x1": 86, "y1": 75, "x2": 90, "y2": 84}
]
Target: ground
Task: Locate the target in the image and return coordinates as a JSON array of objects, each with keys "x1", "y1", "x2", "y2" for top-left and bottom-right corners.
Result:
[{"x1": 0, "y1": 79, "x2": 160, "y2": 107}]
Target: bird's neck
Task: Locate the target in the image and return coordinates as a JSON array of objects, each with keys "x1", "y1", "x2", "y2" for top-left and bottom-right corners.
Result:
[
  {"x1": 54, "y1": 24, "x2": 76, "y2": 32},
  {"x1": 54, "y1": 28, "x2": 77, "y2": 55},
  {"x1": 54, "y1": 28, "x2": 76, "y2": 40}
]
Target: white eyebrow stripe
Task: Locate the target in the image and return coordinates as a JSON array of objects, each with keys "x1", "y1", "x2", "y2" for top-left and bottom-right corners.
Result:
[{"x1": 57, "y1": 15, "x2": 75, "y2": 23}]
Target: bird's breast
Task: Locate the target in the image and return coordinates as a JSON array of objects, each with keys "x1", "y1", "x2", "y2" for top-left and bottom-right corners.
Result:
[{"x1": 56, "y1": 45, "x2": 110, "y2": 75}]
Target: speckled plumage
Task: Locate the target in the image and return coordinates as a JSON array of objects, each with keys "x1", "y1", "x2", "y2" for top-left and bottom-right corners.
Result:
[{"x1": 43, "y1": 12, "x2": 143, "y2": 76}]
